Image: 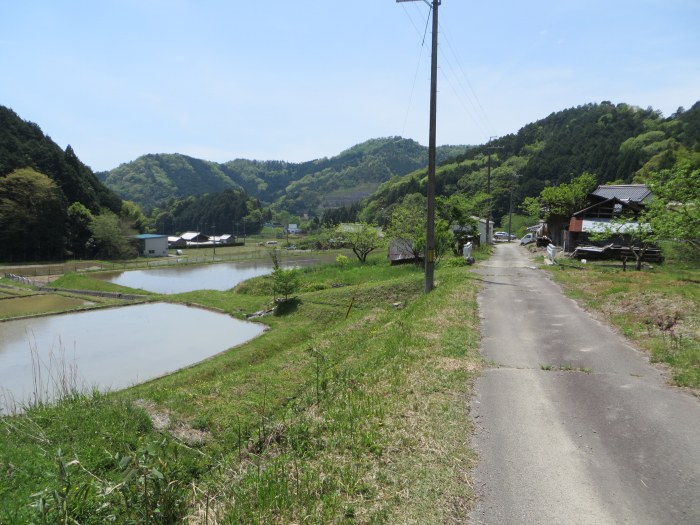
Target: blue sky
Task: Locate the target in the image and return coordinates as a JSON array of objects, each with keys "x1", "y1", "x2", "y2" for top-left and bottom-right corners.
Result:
[{"x1": 2, "y1": 0, "x2": 699, "y2": 171}]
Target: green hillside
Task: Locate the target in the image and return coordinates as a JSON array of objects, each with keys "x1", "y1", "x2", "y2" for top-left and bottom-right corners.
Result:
[
  {"x1": 362, "y1": 101, "x2": 700, "y2": 226},
  {"x1": 98, "y1": 154, "x2": 242, "y2": 214},
  {"x1": 98, "y1": 137, "x2": 468, "y2": 214},
  {"x1": 0, "y1": 106, "x2": 121, "y2": 214},
  {"x1": 267, "y1": 138, "x2": 467, "y2": 213},
  {"x1": 151, "y1": 189, "x2": 266, "y2": 236},
  {"x1": 0, "y1": 106, "x2": 126, "y2": 261}
]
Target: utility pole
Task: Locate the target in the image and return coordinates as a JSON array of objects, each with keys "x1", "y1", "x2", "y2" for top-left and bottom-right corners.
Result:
[
  {"x1": 486, "y1": 137, "x2": 502, "y2": 245},
  {"x1": 507, "y1": 172, "x2": 521, "y2": 242},
  {"x1": 397, "y1": 0, "x2": 440, "y2": 293}
]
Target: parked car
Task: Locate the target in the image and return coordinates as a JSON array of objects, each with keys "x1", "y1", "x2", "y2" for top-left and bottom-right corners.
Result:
[
  {"x1": 494, "y1": 231, "x2": 517, "y2": 242},
  {"x1": 520, "y1": 233, "x2": 536, "y2": 245}
]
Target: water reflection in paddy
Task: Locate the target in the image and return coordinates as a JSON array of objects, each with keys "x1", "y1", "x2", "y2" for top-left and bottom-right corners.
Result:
[
  {"x1": 98, "y1": 255, "x2": 333, "y2": 294},
  {"x1": 0, "y1": 303, "x2": 265, "y2": 413}
]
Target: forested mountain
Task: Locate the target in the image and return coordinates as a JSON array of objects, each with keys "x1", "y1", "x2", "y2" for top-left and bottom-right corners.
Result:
[
  {"x1": 361, "y1": 101, "x2": 700, "y2": 226},
  {"x1": 5, "y1": 100, "x2": 697, "y2": 263},
  {"x1": 267, "y1": 138, "x2": 466, "y2": 213},
  {"x1": 98, "y1": 138, "x2": 468, "y2": 214},
  {"x1": 0, "y1": 106, "x2": 128, "y2": 261},
  {"x1": 0, "y1": 106, "x2": 121, "y2": 214},
  {"x1": 97, "y1": 154, "x2": 243, "y2": 215},
  {"x1": 151, "y1": 189, "x2": 266, "y2": 237}
]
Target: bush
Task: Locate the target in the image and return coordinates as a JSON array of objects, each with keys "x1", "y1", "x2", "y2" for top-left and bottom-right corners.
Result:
[{"x1": 272, "y1": 267, "x2": 301, "y2": 301}]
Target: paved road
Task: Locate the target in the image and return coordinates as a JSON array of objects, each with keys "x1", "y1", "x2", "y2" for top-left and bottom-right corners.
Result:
[{"x1": 469, "y1": 243, "x2": 700, "y2": 525}]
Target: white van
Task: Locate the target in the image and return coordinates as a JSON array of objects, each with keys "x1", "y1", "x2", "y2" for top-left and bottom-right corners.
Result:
[{"x1": 520, "y1": 233, "x2": 535, "y2": 245}]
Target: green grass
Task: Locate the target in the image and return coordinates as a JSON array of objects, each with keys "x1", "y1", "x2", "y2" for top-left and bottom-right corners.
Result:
[
  {"x1": 50, "y1": 272, "x2": 155, "y2": 294},
  {"x1": 0, "y1": 392, "x2": 207, "y2": 524},
  {"x1": 1, "y1": 254, "x2": 483, "y2": 523},
  {"x1": 549, "y1": 261, "x2": 700, "y2": 389}
]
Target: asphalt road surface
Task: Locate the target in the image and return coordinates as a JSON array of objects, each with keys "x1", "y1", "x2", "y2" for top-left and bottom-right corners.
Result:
[{"x1": 469, "y1": 243, "x2": 700, "y2": 525}]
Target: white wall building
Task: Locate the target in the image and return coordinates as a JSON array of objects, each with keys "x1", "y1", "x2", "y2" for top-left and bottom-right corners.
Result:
[{"x1": 132, "y1": 234, "x2": 168, "y2": 257}]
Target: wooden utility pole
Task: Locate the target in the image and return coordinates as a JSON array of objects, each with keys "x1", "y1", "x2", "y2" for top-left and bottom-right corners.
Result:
[
  {"x1": 486, "y1": 137, "x2": 502, "y2": 244},
  {"x1": 397, "y1": 0, "x2": 440, "y2": 292},
  {"x1": 507, "y1": 172, "x2": 520, "y2": 243}
]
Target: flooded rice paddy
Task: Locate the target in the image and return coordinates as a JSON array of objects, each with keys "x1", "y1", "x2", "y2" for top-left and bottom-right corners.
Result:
[
  {"x1": 96, "y1": 255, "x2": 332, "y2": 294},
  {"x1": 0, "y1": 294, "x2": 93, "y2": 318},
  {"x1": 0, "y1": 302, "x2": 265, "y2": 413}
]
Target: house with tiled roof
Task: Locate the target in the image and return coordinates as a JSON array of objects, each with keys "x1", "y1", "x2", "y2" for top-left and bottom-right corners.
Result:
[
  {"x1": 567, "y1": 184, "x2": 652, "y2": 251},
  {"x1": 589, "y1": 184, "x2": 653, "y2": 203}
]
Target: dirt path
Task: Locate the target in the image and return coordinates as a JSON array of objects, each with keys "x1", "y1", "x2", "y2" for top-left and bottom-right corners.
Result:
[{"x1": 468, "y1": 243, "x2": 700, "y2": 524}]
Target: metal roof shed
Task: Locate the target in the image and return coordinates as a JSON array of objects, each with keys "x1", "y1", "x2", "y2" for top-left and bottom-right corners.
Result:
[{"x1": 132, "y1": 234, "x2": 168, "y2": 257}]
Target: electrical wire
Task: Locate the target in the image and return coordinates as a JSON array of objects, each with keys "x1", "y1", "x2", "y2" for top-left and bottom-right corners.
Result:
[
  {"x1": 438, "y1": 42, "x2": 492, "y2": 138},
  {"x1": 399, "y1": 2, "x2": 497, "y2": 145},
  {"x1": 399, "y1": 2, "x2": 431, "y2": 139},
  {"x1": 439, "y1": 22, "x2": 496, "y2": 138},
  {"x1": 400, "y1": 1, "x2": 431, "y2": 45}
]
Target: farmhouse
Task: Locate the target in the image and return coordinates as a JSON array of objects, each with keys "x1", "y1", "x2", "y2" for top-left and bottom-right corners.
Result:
[
  {"x1": 168, "y1": 236, "x2": 187, "y2": 248},
  {"x1": 216, "y1": 234, "x2": 234, "y2": 244},
  {"x1": 180, "y1": 231, "x2": 210, "y2": 245},
  {"x1": 388, "y1": 238, "x2": 419, "y2": 265},
  {"x1": 451, "y1": 217, "x2": 492, "y2": 247},
  {"x1": 567, "y1": 184, "x2": 653, "y2": 251}
]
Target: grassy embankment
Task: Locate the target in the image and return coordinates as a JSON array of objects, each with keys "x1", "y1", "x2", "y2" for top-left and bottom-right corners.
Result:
[
  {"x1": 0, "y1": 234, "x2": 312, "y2": 279},
  {"x1": 546, "y1": 257, "x2": 700, "y2": 389},
  {"x1": 1, "y1": 251, "x2": 485, "y2": 524},
  {"x1": 0, "y1": 273, "x2": 152, "y2": 320}
]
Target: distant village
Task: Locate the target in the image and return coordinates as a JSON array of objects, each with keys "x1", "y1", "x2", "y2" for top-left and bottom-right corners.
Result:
[{"x1": 132, "y1": 184, "x2": 660, "y2": 269}]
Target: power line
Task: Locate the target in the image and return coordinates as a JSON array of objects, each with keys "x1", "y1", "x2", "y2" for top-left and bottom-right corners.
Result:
[
  {"x1": 400, "y1": 3, "x2": 497, "y2": 145},
  {"x1": 439, "y1": 24, "x2": 496, "y2": 135},
  {"x1": 401, "y1": 44, "x2": 427, "y2": 138},
  {"x1": 399, "y1": 1, "x2": 431, "y2": 46},
  {"x1": 399, "y1": 4, "x2": 431, "y2": 138},
  {"x1": 438, "y1": 53, "x2": 490, "y2": 138}
]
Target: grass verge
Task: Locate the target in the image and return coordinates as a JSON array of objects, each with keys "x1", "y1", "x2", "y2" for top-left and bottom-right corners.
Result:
[
  {"x1": 1, "y1": 254, "x2": 483, "y2": 523},
  {"x1": 547, "y1": 259, "x2": 699, "y2": 389}
]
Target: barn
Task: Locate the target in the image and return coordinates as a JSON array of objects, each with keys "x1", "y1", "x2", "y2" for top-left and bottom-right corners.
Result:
[{"x1": 132, "y1": 234, "x2": 168, "y2": 257}]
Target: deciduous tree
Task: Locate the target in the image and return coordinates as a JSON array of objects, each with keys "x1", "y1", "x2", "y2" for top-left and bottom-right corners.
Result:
[
  {"x1": 386, "y1": 194, "x2": 425, "y2": 263},
  {"x1": 588, "y1": 213, "x2": 655, "y2": 271},
  {"x1": 334, "y1": 222, "x2": 384, "y2": 263},
  {"x1": 271, "y1": 267, "x2": 301, "y2": 301},
  {"x1": 87, "y1": 212, "x2": 138, "y2": 260},
  {"x1": 521, "y1": 172, "x2": 597, "y2": 221},
  {"x1": 387, "y1": 194, "x2": 453, "y2": 264},
  {"x1": 66, "y1": 202, "x2": 94, "y2": 258},
  {"x1": 0, "y1": 168, "x2": 66, "y2": 261},
  {"x1": 644, "y1": 164, "x2": 700, "y2": 257}
]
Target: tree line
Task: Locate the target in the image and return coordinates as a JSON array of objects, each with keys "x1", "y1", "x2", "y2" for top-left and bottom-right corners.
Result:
[
  {"x1": 0, "y1": 106, "x2": 140, "y2": 261},
  {"x1": 2, "y1": 101, "x2": 698, "y2": 263}
]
